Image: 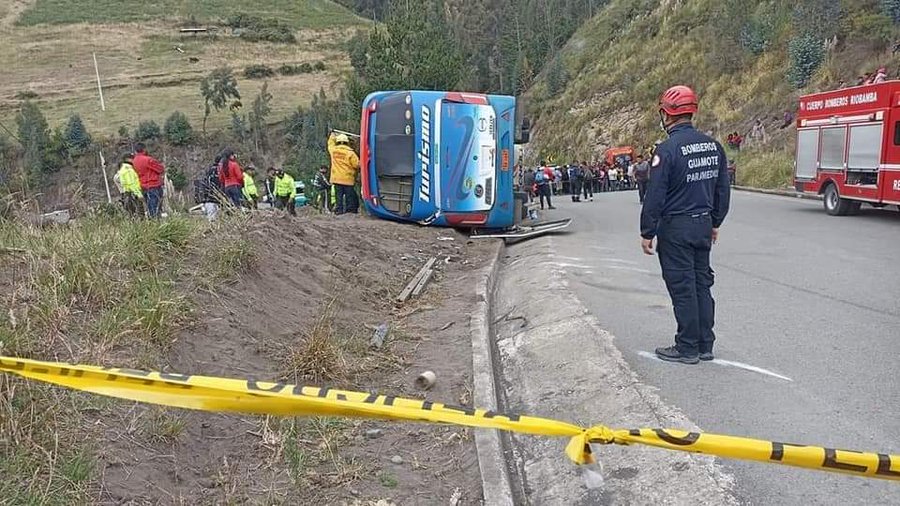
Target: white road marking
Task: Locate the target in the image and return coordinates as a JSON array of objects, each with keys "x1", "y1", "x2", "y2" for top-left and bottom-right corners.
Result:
[
  {"x1": 605, "y1": 265, "x2": 654, "y2": 274},
  {"x1": 637, "y1": 351, "x2": 793, "y2": 382}
]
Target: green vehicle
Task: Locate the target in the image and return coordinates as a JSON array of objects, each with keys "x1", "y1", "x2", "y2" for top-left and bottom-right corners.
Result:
[{"x1": 294, "y1": 180, "x2": 308, "y2": 207}]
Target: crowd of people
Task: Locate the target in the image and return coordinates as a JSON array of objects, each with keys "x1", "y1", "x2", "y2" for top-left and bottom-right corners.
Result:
[
  {"x1": 515, "y1": 155, "x2": 653, "y2": 209},
  {"x1": 112, "y1": 132, "x2": 360, "y2": 221}
]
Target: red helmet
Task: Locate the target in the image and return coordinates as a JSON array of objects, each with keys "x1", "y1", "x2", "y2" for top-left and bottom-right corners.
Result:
[{"x1": 659, "y1": 85, "x2": 699, "y2": 116}]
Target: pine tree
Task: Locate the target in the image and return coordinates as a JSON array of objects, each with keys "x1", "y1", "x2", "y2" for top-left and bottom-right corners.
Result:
[
  {"x1": 249, "y1": 82, "x2": 273, "y2": 153},
  {"x1": 164, "y1": 111, "x2": 193, "y2": 146},
  {"x1": 63, "y1": 114, "x2": 91, "y2": 155},
  {"x1": 16, "y1": 101, "x2": 52, "y2": 177}
]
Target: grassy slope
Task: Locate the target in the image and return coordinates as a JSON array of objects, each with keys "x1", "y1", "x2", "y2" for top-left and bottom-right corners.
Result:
[
  {"x1": 526, "y1": 0, "x2": 900, "y2": 188},
  {"x1": 0, "y1": 0, "x2": 363, "y2": 136},
  {"x1": 17, "y1": 0, "x2": 357, "y2": 27}
]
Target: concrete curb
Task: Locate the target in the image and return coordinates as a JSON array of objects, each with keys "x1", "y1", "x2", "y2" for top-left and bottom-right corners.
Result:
[
  {"x1": 734, "y1": 185, "x2": 823, "y2": 201},
  {"x1": 470, "y1": 239, "x2": 514, "y2": 506}
]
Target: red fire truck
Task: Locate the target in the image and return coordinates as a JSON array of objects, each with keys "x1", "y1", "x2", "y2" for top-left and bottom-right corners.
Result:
[{"x1": 794, "y1": 81, "x2": 900, "y2": 215}]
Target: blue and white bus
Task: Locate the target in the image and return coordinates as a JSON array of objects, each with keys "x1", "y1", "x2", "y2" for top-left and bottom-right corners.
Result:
[{"x1": 360, "y1": 90, "x2": 532, "y2": 230}]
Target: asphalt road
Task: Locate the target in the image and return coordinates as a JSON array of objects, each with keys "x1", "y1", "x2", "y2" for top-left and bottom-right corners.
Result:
[{"x1": 543, "y1": 189, "x2": 900, "y2": 505}]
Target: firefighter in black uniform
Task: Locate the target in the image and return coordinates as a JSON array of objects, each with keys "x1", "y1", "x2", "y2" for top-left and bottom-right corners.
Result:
[{"x1": 640, "y1": 85, "x2": 731, "y2": 365}]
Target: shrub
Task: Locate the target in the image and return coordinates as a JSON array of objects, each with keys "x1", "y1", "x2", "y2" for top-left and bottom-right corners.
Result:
[
  {"x1": 15, "y1": 90, "x2": 39, "y2": 100},
  {"x1": 850, "y1": 13, "x2": 894, "y2": 50},
  {"x1": 278, "y1": 62, "x2": 314, "y2": 75},
  {"x1": 167, "y1": 166, "x2": 188, "y2": 191},
  {"x1": 164, "y1": 112, "x2": 193, "y2": 145},
  {"x1": 226, "y1": 14, "x2": 296, "y2": 43},
  {"x1": 118, "y1": 125, "x2": 130, "y2": 139},
  {"x1": 135, "y1": 120, "x2": 161, "y2": 142},
  {"x1": 787, "y1": 34, "x2": 825, "y2": 88},
  {"x1": 313, "y1": 61, "x2": 326, "y2": 72},
  {"x1": 63, "y1": 114, "x2": 92, "y2": 155},
  {"x1": 244, "y1": 64, "x2": 275, "y2": 79}
]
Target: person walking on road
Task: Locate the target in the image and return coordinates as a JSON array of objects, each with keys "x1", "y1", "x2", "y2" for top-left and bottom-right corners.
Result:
[
  {"x1": 633, "y1": 154, "x2": 651, "y2": 203},
  {"x1": 523, "y1": 167, "x2": 536, "y2": 202},
  {"x1": 328, "y1": 132, "x2": 360, "y2": 215},
  {"x1": 568, "y1": 162, "x2": 582, "y2": 202},
  {"x1": 114, "y1": 153, "x2": 144, "y2": 218},
  {"x1": 132, "y1": 143, "x2": 165, "y2": 219},
  {"x1": 641, "y1": 85, "x2": 731, "y2": 365},
  {"x1": 582, "y1": 162, "x2": 595, "y2": 201},
  {"x1": 535, "y1": 162, "x2": 556, "y2": 210}
]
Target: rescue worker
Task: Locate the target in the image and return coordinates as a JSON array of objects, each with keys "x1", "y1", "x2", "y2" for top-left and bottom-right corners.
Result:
[
  {"x1": 640, "y1": 85, "x2": 731, "y2": 365},
  {"x1": 132, "y1": 143, "x2": 165, "y2": 218},
  {"x1": 242, "y1": 165, "x2": 259, "y2": 209},
  {"x1": 327, "y1": 132, "x2": 360, "y2": 215},
  {"x1": 217, "y1": 149, "x2": 244, "y2": 208},
  {"x1": 272, "y1": 167, "x2": 297, "y2": 216},
  {"x1": 114, "y1": 153, "x2": 143, "y2": 217}
]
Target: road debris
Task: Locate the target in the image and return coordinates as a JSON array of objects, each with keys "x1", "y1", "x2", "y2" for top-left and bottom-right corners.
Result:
[
  {"x1": 397, "y1": 257, "x2": 437, "y2": 303},
  {"x1": 415, "y1": 370, "x2": 437, "y2": 390},
  {"x1": 369, "y1": 322, "x2": 390, "y2": 349}
]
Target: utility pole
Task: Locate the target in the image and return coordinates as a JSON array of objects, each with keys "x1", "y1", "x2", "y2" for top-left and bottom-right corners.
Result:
[{"x1": 93, "y1": 52, "x2": 106, "y2": 111}]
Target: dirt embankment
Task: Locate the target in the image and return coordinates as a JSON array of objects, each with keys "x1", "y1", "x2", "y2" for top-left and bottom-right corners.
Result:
[{"x1": 1, "y1": 211, "x2": 495, "y2": 504}]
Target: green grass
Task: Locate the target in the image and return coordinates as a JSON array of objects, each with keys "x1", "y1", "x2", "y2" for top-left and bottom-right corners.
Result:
[
  {"x1": 17, "y1": 0, "x2": 361, "y2": 29},
  {"x1": 0, "y1": 212, "x2": 263, "y2": 502}
]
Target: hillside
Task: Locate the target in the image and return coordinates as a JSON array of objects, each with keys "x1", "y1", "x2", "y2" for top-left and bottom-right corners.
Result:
[
  {"x1": 525, "y1": 0, "x2": 900, "y2": 188},
  {"x1": 0, "y1": 0, "x2": 363, "y2": 136}
]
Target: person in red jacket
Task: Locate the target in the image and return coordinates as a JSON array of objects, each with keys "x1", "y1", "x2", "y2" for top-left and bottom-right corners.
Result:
[
  {"x1": 217, "y1": 149, "x2": 244, "y2": 208},
  {"x1": 132, "y1": 143, "x2": 166, "y2": 218}
]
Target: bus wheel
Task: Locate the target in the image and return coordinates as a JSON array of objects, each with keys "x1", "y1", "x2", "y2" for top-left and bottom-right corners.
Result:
[{"x1": 823, "y1": 184, "x2": 856, "y2": 216}]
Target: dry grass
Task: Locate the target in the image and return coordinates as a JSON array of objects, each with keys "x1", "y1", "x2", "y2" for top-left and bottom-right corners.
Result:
[
  {"x1": 282, "y1": 297, "x2": 347, "y2": 385},
  {"x1": 0, "y1": 17, "x2": 358, "y2": 135}
]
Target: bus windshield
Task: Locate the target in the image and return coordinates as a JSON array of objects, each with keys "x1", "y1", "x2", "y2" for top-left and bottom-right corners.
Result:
[{"x1": 374, "y1": 92, "x2": 415, "y2": 177}]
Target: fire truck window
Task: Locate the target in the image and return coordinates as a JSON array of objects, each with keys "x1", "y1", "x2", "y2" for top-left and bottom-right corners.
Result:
[
  {"x1": 848, "y1": 124, "x2": 882, "y2": 171},
  {"x1": 894, "y1": 122, "x2": 900, "y2": 146},
  {"x1": 795, "y1": 129, "x2": 819, "y2": 179},
  {"x1": 820, "y1": 127, "x2": 846, "y2": 170}
]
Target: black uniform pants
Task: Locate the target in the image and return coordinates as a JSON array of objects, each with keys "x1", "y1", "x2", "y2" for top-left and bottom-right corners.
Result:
[
  {"x1": 335, "y1": 184, "x2": 358, "y2": 214},
  {"x1": 657, "y1": 213, "x2": 715, "y2": 356},
  {"x1": 583, "y1": 179, "x2": 594, "y2": 198}
]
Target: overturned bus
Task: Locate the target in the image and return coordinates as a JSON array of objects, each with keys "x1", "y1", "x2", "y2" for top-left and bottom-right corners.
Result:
[{"x1": 358, "y1": 90, "x2": 570, "y2": 240}]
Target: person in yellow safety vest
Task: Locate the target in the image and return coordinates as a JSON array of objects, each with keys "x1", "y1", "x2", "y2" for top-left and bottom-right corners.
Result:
[
  {"x1": 272, "y1": 167, "x2": 297, "y2": 216},
  {"x1": 114, "y1": 153, "x2": 144, "y2": 218},
  {"x1": 328, "y1": 131, "x2": 360, "y2": 215},
  {"x1": 242, "y1": 165, "x2": 259, "y2": 209}
]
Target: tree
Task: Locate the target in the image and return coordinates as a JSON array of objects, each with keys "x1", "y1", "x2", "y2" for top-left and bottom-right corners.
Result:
[
  {"x1": 63, "y1": 114, "x2": 91, "y2": 155},
  {"x1": 884, "y1": 0, "x2": 900, "y2": 23},
  {"x1": 248, "y1": 82, "x2": 273, "y2": 153},
  {"x1": 164, "y1": 112, "x2": 194, "y2": 145},
  {"x1": 545, "y1": 54, "x2": 566, "y2": 97},
  {"x1": 200, "y1": 67, "x2": 241, "y2": 132},
  {"x1": 787, "y1": 34, "x2": 825, "y2": 88},
  {"x1": 16, "y1": 101, "x2": 52, "y2": 177}
]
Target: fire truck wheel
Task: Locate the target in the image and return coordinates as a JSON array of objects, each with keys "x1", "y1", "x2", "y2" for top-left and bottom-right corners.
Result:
[{"x1": 823, "y1": 184, "x2": 857, "y2": 216}]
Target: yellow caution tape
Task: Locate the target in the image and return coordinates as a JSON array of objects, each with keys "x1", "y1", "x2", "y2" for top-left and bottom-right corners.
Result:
[{"x1": 2, "y1": 356, "x2": 899, "y2": 481}]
